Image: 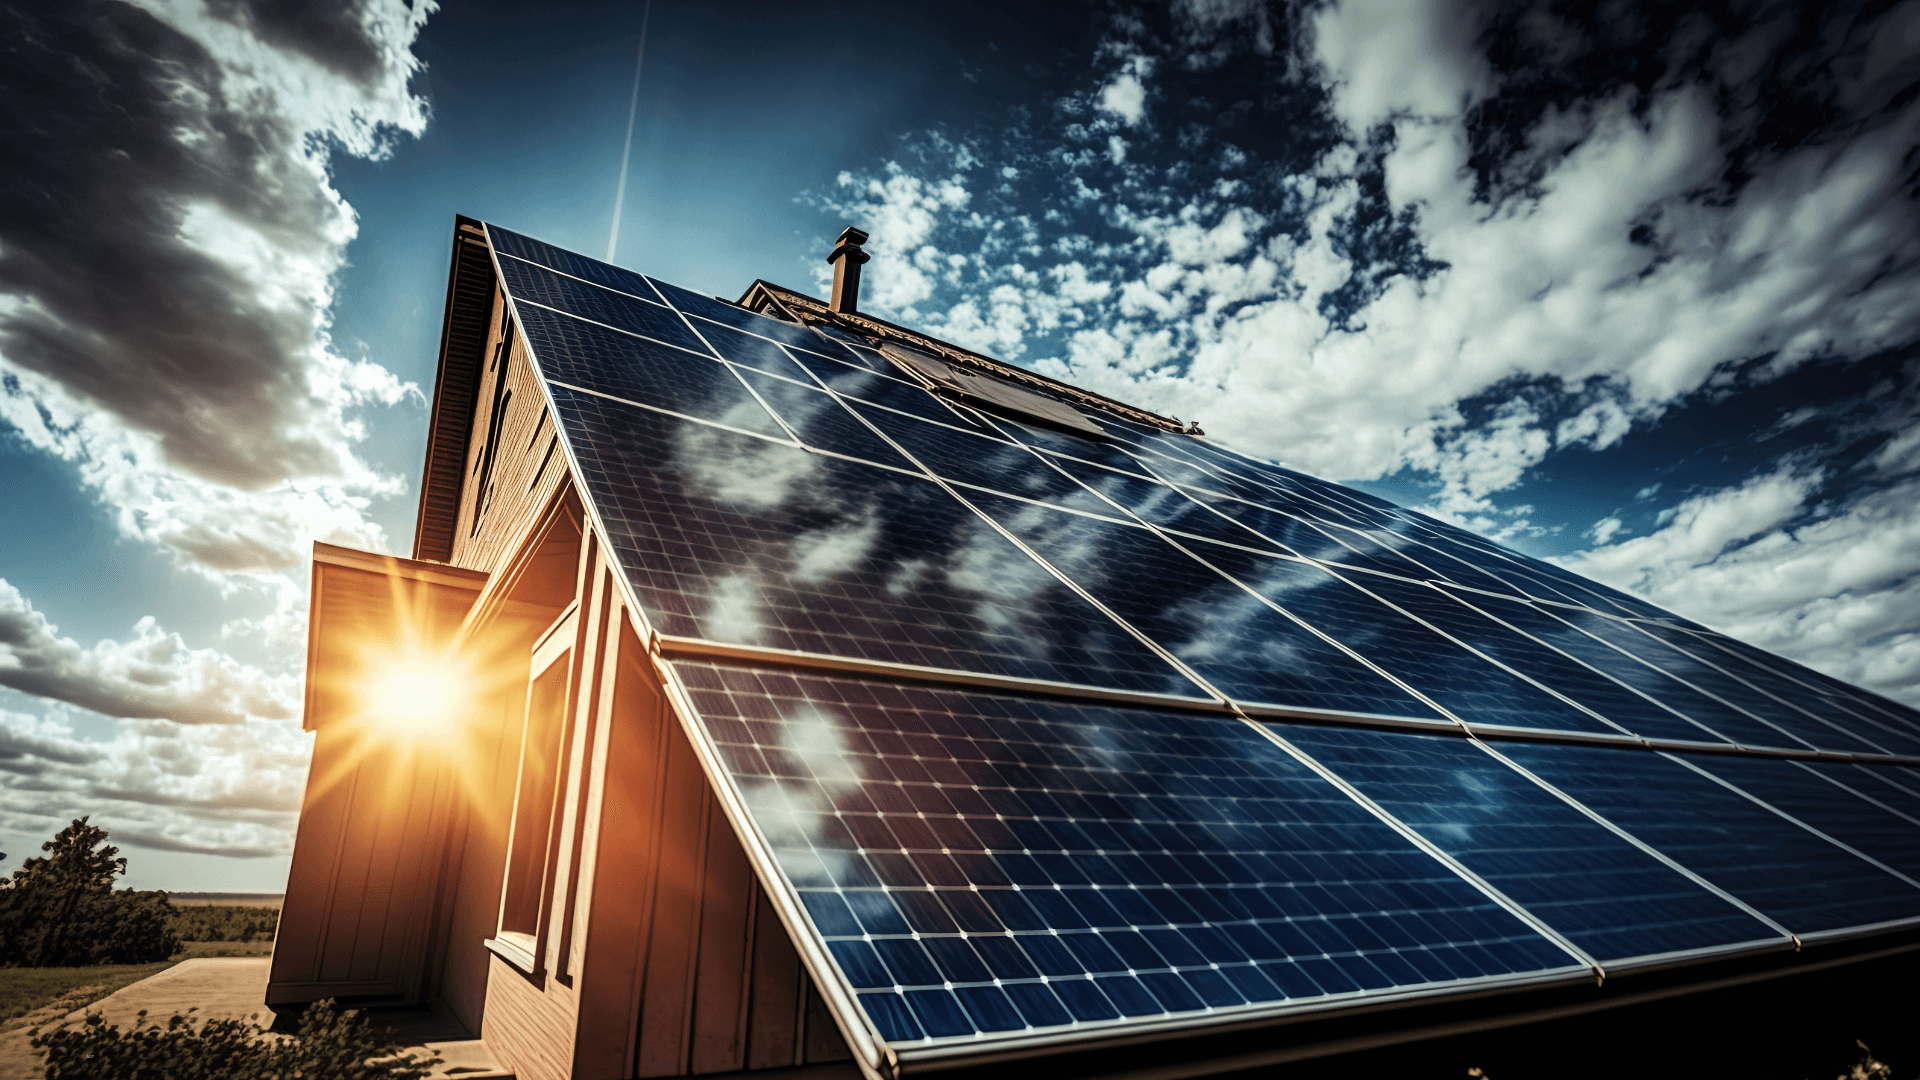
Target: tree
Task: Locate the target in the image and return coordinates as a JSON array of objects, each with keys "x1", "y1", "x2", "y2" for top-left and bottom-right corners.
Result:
[
  {"x1": 11, "y1": 817, "x2": 127, "y2": 891},
  {"x1": 0, "y1": 817, "x2": 179, "y2": 967}
]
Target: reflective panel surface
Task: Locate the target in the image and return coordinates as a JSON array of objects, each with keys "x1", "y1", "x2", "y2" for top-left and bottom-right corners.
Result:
[
  {"x1": 548, "y1": 387, "x2": 1204, "y2": 697},
  {"x1": 1495, "y1": 743, "x2": 1920, "y2": 934},
  {"x1": 1277, "y1": 726, "x2": 1783, "y2": 961},
  {"x1": 672, "y1": 662, "x2": 1580, "y2": 1046}
]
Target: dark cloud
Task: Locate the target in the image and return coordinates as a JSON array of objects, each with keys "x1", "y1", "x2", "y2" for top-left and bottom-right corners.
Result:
[
  {"x1": 204, "y1": 0, "x2": 387, "y2": 83},
  {"x1": 0, "y1": 1, "x2": 398, "y2": 489},
  {"x1": 106, "y1": 828, "x2": 286, "y2": 859},
  {"x1": 1468, "y1": 0, "x2": 1920, "y2": 202}
]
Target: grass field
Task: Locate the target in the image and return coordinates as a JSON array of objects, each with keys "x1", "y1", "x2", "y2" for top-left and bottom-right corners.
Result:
[
  {"x1": 0, "y1": 898, "x2": 282, "y2": 1032},
  {"x1": 0, "y1": 963, "x2": 175, "y2": 1033}
]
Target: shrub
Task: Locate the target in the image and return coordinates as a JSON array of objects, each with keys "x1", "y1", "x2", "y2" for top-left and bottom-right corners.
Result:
[
  {"x1": 32, "y1": 999, "x2": 440, "y2": 1080},
  {"x1": 0, "y1": 818, "x2": 180, "y2": 967}
]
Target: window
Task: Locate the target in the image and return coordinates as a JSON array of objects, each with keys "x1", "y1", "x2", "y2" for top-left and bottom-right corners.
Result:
[{"x1": 495, "y1": 610, "x2": 574, "y2": 965}]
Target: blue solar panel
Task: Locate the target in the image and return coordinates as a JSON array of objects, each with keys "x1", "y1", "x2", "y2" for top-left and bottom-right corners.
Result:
[
  {"x1": 1653, "y1": 626, "x2": 1920, "y2": 755},
  {"x1": 1276, "y1": 725, "x2": 1784, "y2": 961},
  {"x1": 1563, "y1": 613, "x2": 1882, "y2": 752},
  {"x1": 728, "y1": 367, "x2": 916, "y2": 470},
  {"x1": 514, "y1": 306, "x2": 787, "y2": 437},
  {"x1": 545, "y1": 386, "x2": 1203, "y2": 697},
  {"x1": 1442, "y1": 590, "x2": 1773, "y2": 746},
  {"x1": 965, "y1": 492, "x2": 1449, "y2": 720},
  {"x1": 671, "y1": 662, "x2": 1580, "y2": 1045},
  {"x1": 487, "y1": 225, "x2": 661, "y2": 299},
  {"x1": 1685, "y1": 756, "x2": 1920, "y2": 884},
  {"x1": 1493, "y1": 743, "x2": 1920, "y2": 935},
  {"x1": 496, "y1": 255, "x2": 713, "y2": 355}
]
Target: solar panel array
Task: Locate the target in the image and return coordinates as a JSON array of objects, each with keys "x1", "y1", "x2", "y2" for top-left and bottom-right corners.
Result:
[{"x1": 483, "y1": 224, "x2": 1920, "y2": 1059}]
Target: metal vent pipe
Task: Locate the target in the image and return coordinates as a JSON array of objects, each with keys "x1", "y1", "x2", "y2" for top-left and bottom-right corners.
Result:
[{"x1": 827, "y1": 226, "x2": 870, "y2": 314}]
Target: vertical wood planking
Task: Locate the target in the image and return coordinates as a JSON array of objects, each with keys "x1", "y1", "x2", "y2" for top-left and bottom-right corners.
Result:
[
  {"x1": 573, "y1": 619, "x2": 663, "y2": 1079},
  {"x1": 743, "y1": 887, "x2": 803, "y2": 1070},
  {"x1": 802, "y1": 980, "x2": 853, "y2": 1064},
  {"x1": 688, "y1": 795, "x2": 757, "y2": 1074},
  {"x1": 452, "y1": 288, "x2": 563, "y2": 575},
  {"x1": 634, "y1": 720, "x2": 713, "y2": 1076}
]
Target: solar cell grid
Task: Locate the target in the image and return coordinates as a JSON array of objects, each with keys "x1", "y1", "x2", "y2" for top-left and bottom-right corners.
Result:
[
  {"x1": 648, "y1": 274, "x2": 854, "y2": 355},
  {"x1": 496, "y1": 256, "x2": 713, "y2": 354},
  {"x1": 1276, "y1": 726, "x2": 1784, "y2": 961},
  {"x1": 1558, "y1": 610, "x2": 1867, "y2": 753},
  {"x1": 1684, "y1": 756, "x2": 1920, "y2": 884},
  {"x1": 1656, "y1": 626, "x2": 1920, "y2": 754},
  {"x1": 1494, "y1": 743, "x2": 1920, "y2": 935},
  {"x1": 967, "y1": 492, "x2": 1449, "y2": 720},
  {"x1": 1039, "y1": 454, "x2": 1303, "y2": 556},
  {"x1": 1443, "y1": 590, "x2": 1768, "y2": 747},
  {"x1": 487, "y1": 225, "x2": 660, "y2": 298},
  {"x1": 1350, "y1": 577, "x2": 1700, "y2": 740},
  {"x1": 787, "y1": 350, "x2": 987, "y2": 428},
  {"x1": 1830, "y1": 763, "x2": 1920, "y2": 814},
  {"x1": 547, "y1": 386, "x2": 1203, "y2": 697},
  {"x1": 681, "y1": 318, "x2": 815, "y2": 379},
  {"x1": 728, "y1": 367, "x2": 916, "y2": 471},
  {"x1": 671, "y1": 661, "x2": 1580, "y2": 1045},
  {"x1": 515, "y1": 306, "x2": 786, "y2": 437}
]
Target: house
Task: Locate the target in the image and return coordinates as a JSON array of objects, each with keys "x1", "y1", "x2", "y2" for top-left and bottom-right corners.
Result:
[{"x1": 270, "y1": 217, "x2": 1920, "y2": 1080}]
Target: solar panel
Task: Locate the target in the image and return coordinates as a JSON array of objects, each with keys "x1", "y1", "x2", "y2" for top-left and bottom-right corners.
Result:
[
  {"x1": 1273, "y1": 725, "x2": 1786, "y2": 962},
  {"x1": 1492, "y1": 743, "x2": 1920, "y2": 936},
  {"x1": 546, "y1": 385, "x2": 1205, "y2": 698},
  {"x1": 481, "y1": 222, "x2": 1920, "y2": 1064},
  {"x1": 670, "y1": 661, "x2": 1582, "y2": 1047}
]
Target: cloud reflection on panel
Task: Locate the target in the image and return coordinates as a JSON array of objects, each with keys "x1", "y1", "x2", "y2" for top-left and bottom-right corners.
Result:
[
  {"x1": 737, "y1": 703, "x2": 866, "y2": 890},
  {"x1": 545, "y1": 384, "x2": 1202, "y2": 698}
]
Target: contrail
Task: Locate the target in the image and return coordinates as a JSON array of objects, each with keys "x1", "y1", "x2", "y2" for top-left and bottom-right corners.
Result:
[{"x1": 606, "y1": 0, "x2": 652, "y2": 264}]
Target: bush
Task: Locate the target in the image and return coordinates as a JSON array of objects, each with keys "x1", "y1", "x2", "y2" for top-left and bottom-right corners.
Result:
[
  {"x1": 0, "y1": 818, "x2": 179, "y2": 967},
  {"x1": 31, "y1": 999, "x2": 441, "y2": 1080}
]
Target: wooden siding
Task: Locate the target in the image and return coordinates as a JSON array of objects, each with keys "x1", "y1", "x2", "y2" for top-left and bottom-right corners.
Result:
[
  {"x1": 480, "y1": 543, "x2": 852, "y2": 1079},
  {"x1": 451, "y1": 285, "x2": 564, "y2": 576},
  {"x1": 431, "y1": 494, "x2": 585, "y2": 1033},
  {"x1": 414, "y1": 217, "x2": 497, "y2": 563},
  {"x1": 272, "y1": 552, "x2": 485, "y2": 1007}
]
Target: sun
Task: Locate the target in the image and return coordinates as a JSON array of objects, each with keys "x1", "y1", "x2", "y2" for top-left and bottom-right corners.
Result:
[{"x1": 354, "y1": 649, "x2": 472, "y2": 745}]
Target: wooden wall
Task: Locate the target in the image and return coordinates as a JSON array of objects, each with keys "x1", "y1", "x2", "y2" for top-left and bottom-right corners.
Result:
[
  {"x1": 482, "y1": 537, "x2": 854, "y2": 1080},
  {"x1": 452, "y1": 284, "x2": 567, "y2": 575},
  {"x1": 272, "y1": 553, "x2": 485, "y2": 1007}
]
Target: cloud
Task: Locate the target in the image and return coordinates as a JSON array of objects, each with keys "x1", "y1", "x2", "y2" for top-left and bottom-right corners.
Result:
[
  {"x1": 1560, "y1": 467, "x2": 1920, "y2": 707},
  {"x1": 1312, "y1": 0, "x2": 1494, "y2": 129},
  {"x1": 0, "y1": 0, "x2": 429, "y2": 584},
  {"x1": 0, "y1": 1, "x2": 433, "y2": 874},
  {"x1": 809, "y1": 0, "x2": 1920, "y2": 708},
  {"x1": 0, "y1": 704, "x2": 308, "y2": 863},
  {"x1": 0, "y1": 579, "x2": 296, "y2": 727},
  {"x1": 1097, "y1": 55, "x2": 1154, "y2": 126}
]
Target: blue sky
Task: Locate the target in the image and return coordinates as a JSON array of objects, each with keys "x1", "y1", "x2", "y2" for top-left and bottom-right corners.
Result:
[{"x1": 1, "y1": 0, "x2": 1917, "y2": 889}]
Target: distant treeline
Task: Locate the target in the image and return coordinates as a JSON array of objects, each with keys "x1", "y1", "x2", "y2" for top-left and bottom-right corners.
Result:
[{"x1": 168, "y1": 905, "x2": 279, "y2": 943}]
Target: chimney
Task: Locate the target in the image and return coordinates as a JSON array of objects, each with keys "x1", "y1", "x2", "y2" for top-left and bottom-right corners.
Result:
[{"x1": 827, "y1": 226, "x2": 870, "y2": 314}]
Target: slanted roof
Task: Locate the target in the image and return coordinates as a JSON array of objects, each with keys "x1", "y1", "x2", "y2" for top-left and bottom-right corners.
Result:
[{"x1": 474, "y1": 221, "x2": 1920, "y2": 1077}]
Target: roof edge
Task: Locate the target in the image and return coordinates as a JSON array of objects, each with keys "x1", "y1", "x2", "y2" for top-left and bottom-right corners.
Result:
[{"x1": 737, "y1": 279, "x2": 1191, "y2": 434}]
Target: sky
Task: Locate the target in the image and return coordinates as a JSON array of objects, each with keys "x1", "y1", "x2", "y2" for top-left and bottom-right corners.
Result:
[{"x1": 0, "y1": 0, "x2": 1916, "y2": 890}]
